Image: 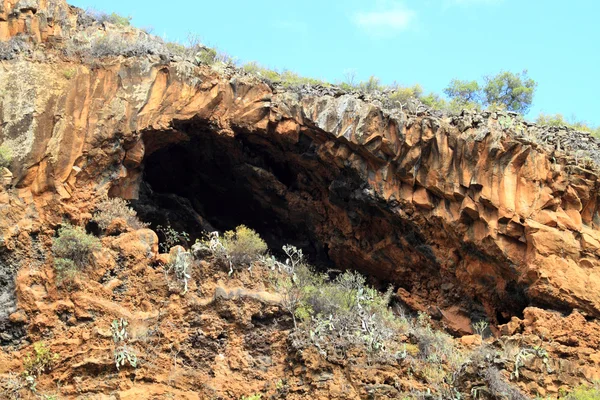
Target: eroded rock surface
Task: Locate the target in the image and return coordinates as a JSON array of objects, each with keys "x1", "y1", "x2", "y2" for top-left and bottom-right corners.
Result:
[
  {"x1": 2, "y1": 54, "x2": 599, "y2": 327},
  {"x1": 1, "y1": 0, "x2": 600, "y2": 398},
  {"x1": 1, "y1": 2, "x2": 600, "y2": 326}
]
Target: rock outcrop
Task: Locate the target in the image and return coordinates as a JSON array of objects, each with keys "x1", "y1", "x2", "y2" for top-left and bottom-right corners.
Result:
[
  {"x1": 2, "y1": 0, "x2": 600, "y2": 398},
  {"x1": 3, "y1": 51, "x2": 600, "y2": 328}
]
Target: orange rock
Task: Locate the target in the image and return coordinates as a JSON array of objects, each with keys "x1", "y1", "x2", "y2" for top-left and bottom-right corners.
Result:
[
  {"x1": 459, "y1": 334, "x2": 483, "y2": 347},
  {"x1": 110, "y1": 229, "x2": 159, "y2": 263}
]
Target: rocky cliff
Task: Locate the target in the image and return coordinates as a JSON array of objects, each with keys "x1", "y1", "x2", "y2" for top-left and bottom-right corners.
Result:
[{"x1": 2, "y1": 1, "x2": 600, "y2": 399}]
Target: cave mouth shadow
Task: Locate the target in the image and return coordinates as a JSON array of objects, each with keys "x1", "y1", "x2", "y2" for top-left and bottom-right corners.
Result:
[
  {"x1": 123, "y1": 123, "x2": 531, "y2": 327},
  {"x1": 130, "y1": 126, "x2": 333, "y2": 266}
]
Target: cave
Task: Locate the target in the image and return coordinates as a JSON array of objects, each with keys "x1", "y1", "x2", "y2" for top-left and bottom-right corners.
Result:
[
  {"x1": 124, "y1": 119, "x2": 525, "y2": 328},
  {"x1": 131, "y1": 119, "x2": 338, "y2": 266},
  {"x1": 129, "y1": 119, "x2": 435, "y2": 283}
]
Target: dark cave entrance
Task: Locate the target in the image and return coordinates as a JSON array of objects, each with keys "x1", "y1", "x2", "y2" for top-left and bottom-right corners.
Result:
[
  {"x1": 123, "y1": 121, "x2": 529, "y2": 330},
  {"x1": 131, "y1": 122, "x2": 333, "y2": 266}
]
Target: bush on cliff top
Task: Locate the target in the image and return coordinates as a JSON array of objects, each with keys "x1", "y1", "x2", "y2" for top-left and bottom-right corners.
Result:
[
  {"x1": 536, "y1": 113, "x2": 600, "y2": 137},
  {"x1": 85, "y1": 9, "x2": 131, "y2": 27}
]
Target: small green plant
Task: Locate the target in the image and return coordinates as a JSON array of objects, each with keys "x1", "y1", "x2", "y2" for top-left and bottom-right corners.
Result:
[
  {"x1": 111, "y1": 318, "x2": 138, "y2": 370},
  {"x1": 63, "y1": 68, "x2": 76, "y2": 80},
  {"x1": 52, "y1": 224, "x2": 101, "y2": 284},
  {"x1": 108, "y1": 12, "x2": 131, "y2": 26},
  {"x1": 93, "y1": 197, "x2": 147, "y2": 231},
  {"x1": 243, "y1": 62, "x2": 327, "y2": 87},
  {"x1": 387, "y1": 84, "x2": 423, "y2": 104},
  {"x1": 23, "y1": 342, "x2": 59, "y2": 377},
  {"x1": 499, "y1": 115, "x2": 514, "y2": 130},
  {"x1": 0, "y1": 145, "x2": 12, "y2": 169},
  {"x1": 241, "y1": 394, "x2": 262, "y2": 400},
  {"x1": 156, "y1": 225, "x2": 190, "y2": 253},
  {"x1": 195, "y1": 47, "x2": 217, "y2": 65}
]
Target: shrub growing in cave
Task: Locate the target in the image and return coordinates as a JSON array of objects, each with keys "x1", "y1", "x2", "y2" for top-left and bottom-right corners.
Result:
[
  {"x1": 52, "y1": 224, "x2": 101, "y2": 284},
  {"x1": 93, "y1": 197, "x2": 146, "y2": 231}
]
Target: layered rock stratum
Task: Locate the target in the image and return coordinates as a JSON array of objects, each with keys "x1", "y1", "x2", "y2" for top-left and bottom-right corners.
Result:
[{"x1": 2, "y1": 0, "x2": 600, "y2": 399}]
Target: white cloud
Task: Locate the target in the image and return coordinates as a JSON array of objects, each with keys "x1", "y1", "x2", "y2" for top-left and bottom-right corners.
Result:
[{"x1": 353, "y1": 1, "x2": 416, "y2": 36}]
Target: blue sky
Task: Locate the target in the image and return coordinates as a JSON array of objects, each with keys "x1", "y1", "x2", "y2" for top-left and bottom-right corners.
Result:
[{"x1": 69, "y1": 0, "x2": 599, "y2": 125}]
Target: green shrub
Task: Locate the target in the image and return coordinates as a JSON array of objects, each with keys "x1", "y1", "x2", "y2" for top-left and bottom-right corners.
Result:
[
  {"x1": 195, "y1": 47, "x2": 217, "y2": 65},
  {"x1": 156, "y1": 225, "x2": 190, "y2": 253},
  {"x1": 536, "y1": 113, "x2": 600, "y2": 136},
  {"x1": 23, "y1": 342, "x2": 59, "y2": 377},
  {"x1": 279, "y1": 70, "x2": 328, "y2": 87},
  {"x1": 53, "y1": 258, "x2": 79, "y2": 283},
  {"x1": 286, "y1": 264, "x2": 399, "y2": 356},
  {"x1": 243, "y1": 62, "x2": 280, "y2": 81},
  {"x1": 409, "y1": 312, "x2": 459, "y2": 366},
  {"x1": 241, "y1": 395, "x2": 262, "y2": 400},
  {"x1": 221, "y1": 225, "x2": 268, "y2": 266},
  {"x1": 196, "y1": 226, "x2": 267, "y2": 274},
  {"x1": 0, "y1": 145, "x2": 12, "y2": 169},
  {"x1": 388, "y1": 84, "x2": 424, "y2": 104},
  {"x1": 564, "y1": 383, "x2": 600, "y2": 399},
  {"x1": 107, "y1": 12, "x2": 131, "y2": 26},
  {"x1": 63, "y1": 68, "x2": 76, "y2": 80},
  {"x1": 93, "y1": 197, "x2": 146, "y2": 231},
  {"x1": 362, "y1": 75, "x2": 384, "y2": 92},
  {"x1": 86, "y1": 10, "x2": 131, "y2": 26},
  {"x1": 52, "y1": 224, "x2": 101, "y2": 283}
]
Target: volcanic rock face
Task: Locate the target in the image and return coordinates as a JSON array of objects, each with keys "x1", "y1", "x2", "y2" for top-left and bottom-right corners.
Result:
[
  {"x1": 0, "y1": 0, "x2": 71, "y2": 42},
  {"x1": 2, "y1": 1, "x2": 600, "y2": 398},
  {"x1": 2, "y1": 15, "x2": 600, "y2": 337}
]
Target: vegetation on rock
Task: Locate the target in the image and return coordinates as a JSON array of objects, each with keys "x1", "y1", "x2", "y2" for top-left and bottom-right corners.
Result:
[
  {"x1": 0, "y1": 145, "x2": 12, "y2": 169},
  {"x1": 52, "y1": 224, "x2": 101, "y2": 284},
  {"x1": 93, "y1": 197, "x2": 146, "y2": 231}
]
